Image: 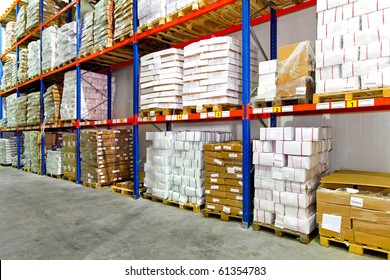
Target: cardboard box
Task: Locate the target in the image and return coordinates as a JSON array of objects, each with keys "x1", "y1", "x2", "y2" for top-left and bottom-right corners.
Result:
[
  {"x1": 204, "y1": 183, "x2": 227, "y2": 192},
  {"x1": 221, "y1": 151, "x2": 242, "y2": 160},
  {"x1": 222, "y1": 141, "x2": 242, "y2": 152},
  {"x1": 317, "y1": 212, "x2": 352, "y2": 229},
  {"x1": 226, "y1": 185, "x2": 242, "y2": 194},
  {"x1": 354, "y1": 231, "x2": 390, "y2": 251},
  {"x1": 226, "y1": 192, "x2": 243, "y2": 201},
  {"x1": 353, "y1": 220, "x2": 390, "y2": 238},
  {"x1": 319, "y1": 227, "x2": 355, "y2": 242},
  {"x1": 317, "y1": 202, "x2": 351, "y2": 217},
  {"x1": 205, "y1": 189, "x2": 227, "y2": 199},
  {"x1": 205, "y1": 164, "x2": 226, "y2": 174},
  {"x1": 254, "y1": 209, "x2": 275, "y2": 224},
  {"x1": 316, "y1": 188, "x2": 351, "y2": 206},
  {"x1": 205, "y1": 177, "x2": 225, "y2": 185},
  {"x1": 350, "y1": 193, "x2": 390, "y2": 212},
  {"x1": 351, "y1": 207, "x2": 390, "y2": 225},
  {"x1": 205, "y1": 171, "x2": 226, "y2": 179},
  {"x1": 204, "y1": 151, "x2": 223, "y2": 159},
  {"x1": 225, "y1": 179, "x2": 242, "y2": 187}
]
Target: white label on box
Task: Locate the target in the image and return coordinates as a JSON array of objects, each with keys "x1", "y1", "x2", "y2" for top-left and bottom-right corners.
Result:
[
  {"x1": 316, "y1": 103, "x2": 330, "y2": 110},
  {"x1": 331, "y1": 101, "x2": 346, "y2": 109},
  {"x1": 227, "y1": 167, "x2": 235, "y2": 173},
  {"x1": 224, "y1": 146, "x2": 232, "y2": 150},
  {"x1": 211, "y1": 178, "x2": 218, "y2": 183},
  {"x1": 208, "y1": 112, "x2": 215, "y2": 118},
  {"x1": 182, "y1": 114, "x2": 189, "y2": 120},
  {"x1": 231, "y1": 188, "x2": 239, "y2": 193},
  {"x1": 207, "y1": 205, "x2": 215, "y2": 210},
  {"x1": 253, "y1": 108, "x2": 263, "y2": 114},
  {"x1": 222, "y1": 111, "x2": 230, "y2": 118},
  {"x1": 275, "y1": 220, "x2": 284, "y2": 229},
  {"x1": 200, "y1": 113, "x2": 207, "y2": 119},
  {"x1": 229, "y1": 153, "x2": 238, "y2": 158},
  {"x1": 215, "y1": 146, "x2": 222, "y2": 151},
  {"x1": 150, "y1": 111, "x2": 155, "y2": 117},
  {"x1": 171, "y1": 115, "x2": 177, "y2": 121},
  {"x1": 214, "y1": 159, "x2": 223, "y2": 165},
  {"x1": 322, "y1": 214, "x2": 342, "y2": 233},
  {"x1": 239, "y1": 181, "x2": 243, "y2": 186},
  {"x1": 223, "y1": 206, "x2": 231, "y2": 214},
  {"x1": 358, "y1": 99, "x2": 375, "y2": 107},
  {"x1": 282, "y1": 106, "x2": 293, "y2": 112},
  {"x1": 211, "y1": 174, "x2": 219, "y2": 178},
  {"x1": 237, "y1": 174, "x2": 243, "y2": 179},
  {"x1": 350, "y1": 197, "x2": 364, "y2": 208},
  {"x1": 263, "y1": 107, "x2": 273, "y2": 113},
  {"x1": 212, "y1": 198, "x2": 220, "y2": 203},
  {"x1": 236, "y1": 195, "x2": 243, "y2": 201},
  {"x1": 211, "y1": 185, "x2": 219, "y2": 189},
  {"x1": 166, "y1": 115, "x2": 171, "y2": 121}
]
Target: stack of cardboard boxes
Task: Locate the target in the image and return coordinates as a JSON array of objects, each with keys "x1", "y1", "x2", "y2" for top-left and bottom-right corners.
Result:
[
  {"x1": 80, "y1": 12, "x2": 94, "y2": 56},
  {"x1": 15, "y1": 6, "x2": 26, "y2": 41},
  {"x1": 18, "y1": 48, "x2": 28, "y2": 83},
  {"x1": 46, "y1": 149, "x2": 64, "y2": 176},
  {"x1": 26, "y1": 92, "x2": 41, "y2": 126},
  {"x1": 15, "y1": 96, "x2": 28, "y2": 127},
  {"x1": 63, "y1": 133, "x2": 77, "y2": 181},
  {"x1": 42, "y1": 26, "x2": 58, "y2": 72},
  {"x1": 55, "y1": 22, "x2": 77, "y2": 68},
  {"x1": 25, "y1": 0, "x2": 68, "y2": 32},
  {"x1": 1, "y1": 57, "x2": 16, "y2": 90},
  {"x1": 204, "y1": 141, "x2": 244, "y2": 218},
  {"x1": 43, "y1": 84, "x2": 63, "y2": 124},
  {"x1": 93, "y1": 0, "x2": 114, "y2": 50},
  {"x1": 81, "y1": 129, "x2": 132, "y2": 187},
  {"x1": 317, "y1": 171, "x2": 390, "y2": 251},
  {"x1": 252, "y1": 127, "x2": 333, "y2": 235},
  {"x1": 0, "y1": 137, "x2": 18, "y2": 165},
  {"x1": 5, "y1": 21, "x2": 16, "y2": 50},
  {"x1": 114, "y1": 0, "x2": 133, "y2": 41},
  {"x1": 27, "y1": 40, "x2": 40, "y2": 78}
]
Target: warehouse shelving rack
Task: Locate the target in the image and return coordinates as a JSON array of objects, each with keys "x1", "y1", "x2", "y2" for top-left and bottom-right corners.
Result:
[{"x1": 3, "y1": 0, "x2": 389, "y2": 227}]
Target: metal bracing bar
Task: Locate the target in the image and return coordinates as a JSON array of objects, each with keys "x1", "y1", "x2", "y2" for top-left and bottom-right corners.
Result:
[
  {"x1": 250, "y1": 26, "x2": 268, "y2": 61},
  {"x1": 132, "y1": 0, "x2": 140, "y2": 199},
  {"x1": 242, "y1": 0, "x2": 252, "y2": 229}
]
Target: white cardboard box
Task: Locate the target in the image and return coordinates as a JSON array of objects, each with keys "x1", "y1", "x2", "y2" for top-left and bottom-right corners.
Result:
[
  {"x1": 253, "y1": 210, "x2": 275, "y2": 224},
  {"x1": 295, "y1": 127, "x2": 322, "y2": 142},
  {"x1": 361, "y1": 8, "x2": 390, "y2": 30},
  {"x1": 279, "y1": 190, "x2": 316, "y2": 208},
  {"x1": 260, "y1": 127, "x2": 295, "y2": 141},
  {"x1": 258, "y1": 60, "x2": 277, "y2": 75},
  {"x1": 253, "y1": 198, "x2": 284, "y2": 215},
  {"x1": 275, "y1": 213, "x2": 316, "y2": 234},
  {"x1": 315, "y1": 65, "x2": 342, "y2": 81},
  {"x1": 254, "y1": 176, "x2": 286, "y2": 191},
  {"x1": 317, "y1": 6, "x2": 343, "y2": 25},
  {"x1": 252, "y1": 140, "x2": 275, "y2": 153},
  {"x1": 315, "y1": 36, "x2": 343, "y2": 54},
  {"x1": 288, "y1": 155, "x2": 320, "y2": 170},
  {"x1": 361, "y1": 70, "x2": 390, "y2": 89},
  {"x1": 276, "y1": 141, "x2": 320, "y2": 156},
  {"x1": 252, "y1": 152, "x2": 287, "y2": 167},
  {"x1": 360, "y1": 40, "x2": 390, "y2": 60},
  {"x1": 281, "y1": 167, "x2": 318, "y2": 183}
]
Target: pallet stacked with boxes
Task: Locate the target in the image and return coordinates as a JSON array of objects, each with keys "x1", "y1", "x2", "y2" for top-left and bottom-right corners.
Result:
[
  {"x1": 6, "y1": 95, "x2": 19, "y2": 127},
  {"x1": 80, "y1": 129, "x2": 132, "y2": 188},
  {"x1": 137, "y1": 0, "x2": 165, "y2": 28},
  {"x1": 43, "y1": 84, "x2": 63, "y2": 124},
  {"x1": 46, "y1": 149, "x2": 64, "y2": 177},
  {"x1": 63, "y1": 133, "x2": 76, "y2": 181},
  {"x1": 18, "y1": 48, "x2": 28, "y2": 83},
  {"x1": 113, "y1": 0, "x2": 133, "y2": 41},
  {"x1": 315, "y1": 0, "x2": 390, "y2": 97},
  {"x1": 1, "y1": 57, "x2": 16, "y2": 90},
  {"x1": 26, "y1": 92, "x2": 41, "y2": 126},
  {"x1": 15, "y1": 5, "x2": 26, "y2": 42},
  {"x1": 93, "y1": 0, "x2": 114, "y2": 51},
  {"x1": 183, "y1": 37, "x2": 258, "y2": 112},
  {"x1": 15, "y1": 96, "x2": 28, "y2": 127},
  {"x1": 42, "y1": 26, "x2": 58, "y2": 72},
  {"x1": 27, "y1": 40, "x2": 40, "y2": 78},
  {"x1": 55, "y1": 22, "x2": 77, "y2": 67},
  {"x1": 203, "y1": 141, "x2": 244, "y2": 220},
  {"x1": 140, "y1": 49, "x2": 184, "y2": 115},
  {"x1": 252, "y1": 127, "x2": 333, "y2": 236},
  {"x1": 5, "y1": 21, "x2": 16, "y2": 50},
  {"x1": 317, "y1": 171, "x2": 390, "y2": 256},
  {"x1": 79, "y1": 11, "x2": 94, "y2": 56},
  {"x1": 0, "y1": 137, "x2": 18, "y2": 165}
]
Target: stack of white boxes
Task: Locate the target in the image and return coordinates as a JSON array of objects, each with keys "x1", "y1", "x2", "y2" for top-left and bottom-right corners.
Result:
[
  {"x1": 93, "y1": 0, "x2": 114, "y2": 50},
  {"x1": 26, "y1": 92, "x2": 41, "y2": 126},
  {"x1": 15, "y1": 96, "x2": 28, "y2": 127},
  {"x1": 46, "y1": 149, "x2": 64, "y2": 176},
  {"x1": 140, "y1": 49, "x2": 184, "y2": 111},
  {"x1": 42, "y1": 26, "x2": 58, "y2": 72},
  {"x1": 0, "y1": 138, "x2": 18, "y2": 165},
  {"x1": 5, "y1": 21, "x2": 16, "y2": 50},
  {"x1": 18, "y1": 48, "x2": 28, "y2": 83},
  {"x1": 27, "y1": 40, "x2": 40, "y2": 78},
  {"x1": 114, "y1": 0, "x2": 133, "y2": 41},
  {"x1": 138, "y1": 0, "x2": 166, "y2": 27},
  {"x1": 56, "y1": 22, "x2": 77, "y2": 67},
  {"x1": 15, "y1": 5, "x2": 26, "y2": 41},
  {"x1": 315, "y1": 0, "x2": 390, "y2": 93},
  {"x1": 1, "y1": 57, "x2": 16, "y2": 90},
  {"x1": 254, "y1": 59, "x2": 278, "y2": 101},
  {"x1": 29, "y1": 131, "x2": 40, "y2": 173},
  {"x1": 80, "y1": 11, "x2": 94, "y2": 56},
  {"x1": 60, "y1": 70, "x2": 116, "y2": 120},
  {"x1": 252, "y1": 127, "x2": 333, "y2": 235},
  {"x1": 26, "y1": 0, "x2": 40, "y2": 31},
  {"x1": 183, "y1": 37, "x2": 258, "y2": 109},
  {"x1": 144, "y1": 131, "x2": 233, "y2": 202},
  {"x1": 6, "y1": 94, "x2": 17, "y2": 127},
  {"x1": 11, "y1": 136, "x2": 23, "y2": 167},
  {"x1": 22, "y1": 131, "x2": 32, "y2": 168}
]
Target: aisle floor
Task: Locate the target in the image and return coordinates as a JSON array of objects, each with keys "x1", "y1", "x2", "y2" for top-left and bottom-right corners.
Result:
[{"x1": 0, "y1": 167, "x2": 380, "y2": 260}]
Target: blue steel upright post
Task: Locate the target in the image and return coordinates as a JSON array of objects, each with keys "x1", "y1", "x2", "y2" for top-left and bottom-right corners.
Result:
[
  {"x1": 40, "y1": 0, "x2": 46, "y2": 175},
  {"x1": 132, "y1": 0, "x2": 140, "y2": 199},
  {"x1": 241, "y1": 0, "x2": 252, "y2": 228},
  {"x1": 76, "y1": 0, "x2": 82, "y2": 184},
  {"x1": 0, "y1": 12, "x2": 3, "y2": 139},
  {"x1": 16, "y1": 3, "x2": 22, "y2": 169},
  {"x1": 270, "y1": 8, "x2": 277, "y2": 128}
]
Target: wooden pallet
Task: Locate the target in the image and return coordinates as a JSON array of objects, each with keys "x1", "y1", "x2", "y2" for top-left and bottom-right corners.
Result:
[
  {"x1": 138, "y1": 17, "x2": 166, "y2": 33},
  {"x1": 166, "y1": 2, "x2": 201, "y2": 22},
  {"x1": 113, "y1": 32, "x2": 134, "y2": 44},
  {"x1": 142, "y1": 193, "x2": 202, "y2": 213},
  {"x1": 313, "y1": 87, "x2": 390, "y2": 104},
  {"x1": 111, "y1": 186, "x2": 146, "y2": 198},
  {"x1": 46, "y1": 173, "x2": 63, "y2": 179},
  {"x1": 203, "y1": 209, "x2": 242, "y2": 222},
  {"x1": 319, "y1": 235, "x2": 390, "y2": 260},
  {"x1": 22, "y1": 167, "x2": 31, "y2": 173},
  {"x1": 183, "y1": 104, "x2": 241, "y2": 114},
  {"x1": 252, "y1": 222, "x2": 315, "y2": 244},
  {"x1": 82, "y1": 182, "x2": 111, "y2": 189},
  {"x1": 139, "y1": 108, "x2": 183, "y2": 117},
  {"x1": 62, "y1": 175, "x2": 77, "y2": 183},
  {"x1": 42, "y1": 68, "x2": 54, "y2": 74}
]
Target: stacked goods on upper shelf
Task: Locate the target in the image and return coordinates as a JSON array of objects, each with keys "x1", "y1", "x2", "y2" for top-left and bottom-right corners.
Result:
[
  {"x1": 15, "y1": 96, "x2": 28, "y2": 127},
  {"x1": 204, "y1": 141, "x2": 244, "y2": 218},
  {"x1": 93, "y1": 0, "x2": 114, "y2": 51},
  {"x1": 140, "y1": 49, "x2": 184, "y2": 113},
  {"x1": 183, "y1": 37, "x2": 258, "y2": 111},
  {"x1": 5, "y1": 21, "x2": 16, "y2": 50},
  {"x1": 0, "y1": 137, "x2": 17, "y2": 165},
  {"x1": 27, "y1": 40, "x2": 40, "y2": 78},
  {"x1": 6, "y1": 94, "x2": 17, "y2": 127},
  {"x1": 63, "y1": 133, "x2": 76, "y2": 180},
  {"x1": 60, "y1": 70, "x2": 116, "y2": 121},
  {"x1": 26, "y1": 0, "x2": 68, "y2": 32},
  {"x1": 79, "y1": 11, "x2": 94, "y2": 56},
  {"x1": 144, "y1": 131, "x2": 233, "y2": 201},
  {"x1": 46, "y1": 149, "x2": 64, "y2": 176},
  {"x1": 317, "y1": 171, "x2": 390, "y2": 250},
  {"x1": 1, "y1": 56, "x2": 16, "y2": 90},
  {"x1": 315, "y1": 0, "x2": 390, "y2": 93},
  {"x1": 44, "y1": 84, "x2": 63, "y2": 124},
  {"x1": 15, "y1": 5, "x2": 26, "y2": 41},
  {"x1": 252, "y1": 60, "x2": 278, "y2": 102},
  {"x1": 138, "y1": 0, "x2": 165, "y2": 28},
  {"x1": 252, "y1": 127, "x2": 333, "y2": 235},
  {"x1": 55, "y1": 22, "x2": 77, "y2": 67},
  {"x1": 18, "y1": 48, "x2": 29, "y2": 83},
  {"x1": 114, "y1": 0, "x2": 133, "y2": 41},
  {"x1": 42, "y1": 26, "x2": 58, "y2": 72},
  {"x1": 26, "y1": 92, "x2": 41, "y2": 126},
  {"x1": 81, "y1": 129, "x2": 133, "y2": 187}
]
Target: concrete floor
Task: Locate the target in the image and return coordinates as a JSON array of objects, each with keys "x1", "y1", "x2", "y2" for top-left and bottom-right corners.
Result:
[{"x1": 0, "y1": 166, "x2": 381, "y2": 260}]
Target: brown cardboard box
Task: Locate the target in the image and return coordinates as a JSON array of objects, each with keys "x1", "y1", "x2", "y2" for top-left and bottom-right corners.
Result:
[
  {"x1": 204, "y1": 151, "x2": 223, "y2": 159},
  {"x1": 225, "y1": 198, "x2": 243, "y2": 208},
  {"x1": 222, "y1": 141, "x2": 242, "y2": 152},
  {"x1": 205, "y1": 189, "x2": 227, "y2": 199},
  {"x1": 205, "y1": 177, "x2": 225, "y2": 185},
  {"x1": 317, "y1": 202, "x2": 351, "y2": 217},
  {"x1": 204, "y1": 143, "x2": 223, "y2": 152},
  {"x1": 205, "y1": 164, "x2": 226, "y2": 174},
  {"x1": 316, "y1": 187, "x2": 351, "y2": 206},
  {"x1": 354, "y1": 231, "x2": 390, "y2": 251},
  {"x1": 206, "y1": 196, "x2": 225, "y2": 205},
  {"x1": 351, "y1": 207, "x2": 390, "y2": 225},
  {"x1": 353, "y1": 220, "x2": 390, "y2": 238},
  {"x1": 205, "y1": 202, "x2": 224, "y2": 212},
  {"x1": 225, "y1": 172, "x2": 243, "y2": 180},
  {"x1": 204, "y1": 183, "x2": 227, "y2": 192},
  {"x1": 205, "y1": 196, "x2": 243, "y2": 209},
  {"x1": 226, "y1": 185, "x2": 242, "y2": 194},
  {"x1": 221, "y1": 151, "x2": 242, "y2": 160},
  {"x1": 205, "y1": 171, "x2": 226, "y2": 179},
  {"x1": 222, "y1": 158, "x2": 242, "y2": 166},
  {"x1": 225, "y1": 179, "x2": 243, "y2": 187},
  {"x1": 351, "y1": 193, "x2": 390, "y2": 212},
  {"x1": 205, "y1": 156, "x2": 225, "y2": 167},
  {"x1": 319, "y1": 227, "x2": 355, "y2": 242},
  {"x1": 316, "y1": 212, "x2": 352, "y2": 229},
  {"x1": 226, "y1": 192, "x2": 243, "y2": 201}
]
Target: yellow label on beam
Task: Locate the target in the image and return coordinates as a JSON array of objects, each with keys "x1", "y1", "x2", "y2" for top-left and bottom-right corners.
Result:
[
  {"x1": 177, "y1": 115, "x2": 182, "y2": 121},
  {"x1": 347, "y1": 100, "x2": 357, "y2": 108},
  {"x1": 215, "y1": 112, "x2": 222, "y2": 118},
  {"x1": 273, "y1": 106, "x2": 281, "y2": 113}
]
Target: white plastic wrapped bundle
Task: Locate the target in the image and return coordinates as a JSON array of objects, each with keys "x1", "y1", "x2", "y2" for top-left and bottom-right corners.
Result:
[
  {"x1": 29, "y1": 131, "x2": 40, "y2": 173},
  {"x1": 114, "y1": 0, "x2": 133, "y2": 41},
  {"x1": 5, "y1": 21, "x2": 16, "y2": 50},
  {"x1": 42, "y1": 26, "x2": 58, "y2": 72},
  {"x1": 15, "y1": 6, "x2": 26, "y2": 41},
  {"x1": 0, "y1": 138, "x2": 18, "y2": 165},
  {"x1": 6, "y1": 94, "x2": 17, "y2": 127},
  {"x1": 26, "y1": 0, "x2": 40, "y2": 31},
  {"x1": 22, "y1": 131, "x2": 32, "y2": 168},
  {"x1": 1, "y1": 57, "x2": 16, "y2": 90},
  {"x1": 60, "y1": 70, "x2": 116, "y2": 120},
  {"x1": 46, "y1": 149, "x2": 64, "y2": 176},
  {"x1": 93, "y1": 0, "x2": 114, "y2": 50},
  {"x1": 15, "y1": 96, "x2": 28, "y2": 127},
  {"x1": 79, "y1": 12, "x2": 94, "y2": 56},
  {"x1": 18, "y1": 48, "x2": 29, "y2": 83},
  {"x1": 27, "y1": 40, "x2": 40, "y2": 78},
  {"x1": 44, "y1": 84, "x2": 63, "y2": 124},
  {"x1": 138, "y1": 0, "x2": 166, "y2": 27},
  {"x1": 26, "y1": 92, "x2": 41, "y2": 126},
  {"x1": 55, "y1": 22, "x2": 77, "y2": 67}
]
